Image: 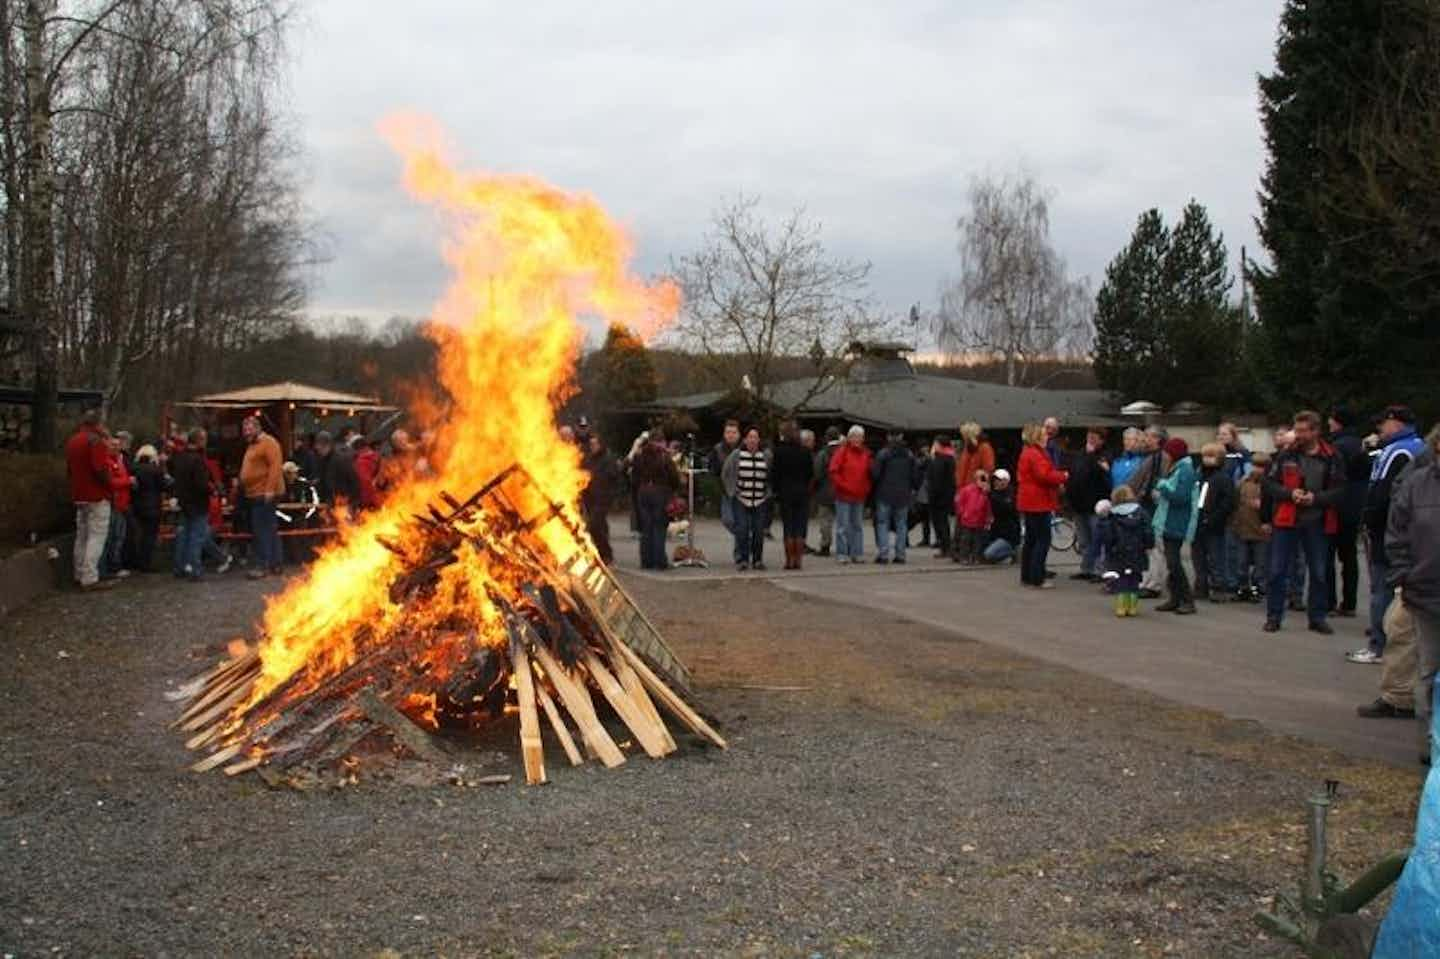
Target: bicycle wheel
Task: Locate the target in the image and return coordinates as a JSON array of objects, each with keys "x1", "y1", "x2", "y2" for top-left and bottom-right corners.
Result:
[{"x1": 1051, "y1": 516, "x2": 1076, "y2": 553}]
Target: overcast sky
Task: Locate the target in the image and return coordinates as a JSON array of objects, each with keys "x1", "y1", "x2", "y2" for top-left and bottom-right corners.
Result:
[{"x1": 289, "y1": 1, "x2": 1285, "y2": 344}]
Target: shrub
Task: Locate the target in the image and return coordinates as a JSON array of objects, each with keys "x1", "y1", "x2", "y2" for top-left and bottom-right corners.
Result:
[{"x1": 0, "y1": 453, "x2": 71, "y2": 546}]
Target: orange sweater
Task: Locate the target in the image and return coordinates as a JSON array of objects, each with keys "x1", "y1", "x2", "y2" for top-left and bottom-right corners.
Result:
[
  {"x1": 955, "y1": 441, "x2": 995, "y2": 490},
  {"x1": 240, "y1": 433, "x2": 285, "y2": 498}
]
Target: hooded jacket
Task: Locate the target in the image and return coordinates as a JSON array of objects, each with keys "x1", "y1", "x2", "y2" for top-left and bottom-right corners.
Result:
[
  {"x1": 955, "y1": 483, "x2": 992, "y2": 529},
  {"x1": 870, "y1": 442, "x2": 920, "y2": 508},
  {"x1": 927, "y1": 446, "x2": 957, "y2": 514},
  {"x1": 828, "y1": 442, "x2": 873, "y2": 503},
  {"x1": 1152, "y1": 456, "x2": 1199, "y2": 543},
  {"x1": 1103, "y1": 502, "x2": 1154, "y2": 574},
  {"x1": 1387, "y1": 449, "x2": 1440, "y2": 616},
  {"x1": 1366, "y1": 427, "x2": 1426, "y2": 554}
]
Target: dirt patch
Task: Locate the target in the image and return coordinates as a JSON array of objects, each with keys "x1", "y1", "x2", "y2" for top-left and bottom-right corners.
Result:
[{"x1": 0, "y1": 572, "x2": 1420, "y2": 957}]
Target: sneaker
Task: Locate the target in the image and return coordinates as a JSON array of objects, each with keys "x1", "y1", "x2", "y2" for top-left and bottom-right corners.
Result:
[
  {"x1": 1037, "y1": 580, "x2": 1056, "y2": 590},
  {"x1": 1308, "y1": 621, "x2": 1335, "y2": 636},
  {"x1": 1345, "y1": 648, "x2": 1382, "y2": 664},
  {"x1": 752, "y1": 561, "x2": 766, "y2": 571},
  {"x1": 247, "y1": 568, "x2": 268, "y2": 580},
  {"x1": 113, "y1": 569, "x2": 132, "y2": 579},
  {"x1": 1263, "y1": 619, "x2": 1281, "y2": 632},
  {"x1": 217, "y1": 555, "x2": 234, "y2": 575},
  {"x1": 1357, "y1": 698, "x2": 1414, "y2": 719}
]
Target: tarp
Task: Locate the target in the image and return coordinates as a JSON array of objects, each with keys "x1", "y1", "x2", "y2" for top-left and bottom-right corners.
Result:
[{"x1": 1372, "y1": 680, "x2": 1440, "y2": 957}]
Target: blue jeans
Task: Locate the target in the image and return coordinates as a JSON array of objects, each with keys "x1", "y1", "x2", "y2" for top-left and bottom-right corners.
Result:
[
  {"x1": 984, "y1": 537, "x2": 1015, "y2": 563},
  {"x1": 1267, "y1": 525, "x2": 1330, "y2": 624},
  {"x1": 250, "y1": 499, "x2": 282, "y2": 571},
  {"x1": 177, "y1": 514, "x2": 210, "y2": 579},
  {"x1": 1370, "y1": 554, "x2": 1394, "y2": 654},
  {"x1": 1080, "y1": 513, "x2": 1102, "y2": 575},
  {"x1": 875, "y1": 501, "x2": 907, "y2": 561},
  {"x1": 100, "y1": 506, "x2": 127, "y2": 577},
  {"x1": 734, "y1": 502, "x2": 767, "y2": 565},
  {"x1": 834, "y1": 500, "x2": 864, "y2": 560}
]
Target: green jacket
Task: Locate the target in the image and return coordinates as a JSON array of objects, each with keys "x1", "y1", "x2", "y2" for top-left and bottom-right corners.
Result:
[{"x1": 1152, "y1": 456, "x2": 1199, "y2": 543}]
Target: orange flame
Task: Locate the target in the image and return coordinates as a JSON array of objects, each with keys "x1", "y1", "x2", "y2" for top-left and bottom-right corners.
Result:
[{"x1": 247, "y1": 114, "x2": 679, "y2": 703}]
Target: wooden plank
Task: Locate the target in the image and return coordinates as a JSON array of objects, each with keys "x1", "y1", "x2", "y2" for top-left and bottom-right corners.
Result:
[
  {"x1": 510, "y1": 635, "x2": 547, "y2": 785},
  {"x1": 614, "y1": 641, "x2": 727, "y2": 750},
  {"x1": 532, "y1": 665, "x2": 583, "y2": 767},
  {"x1": 354, "y1": 687, "x2": 448, "y2": 764},
  {"x1": 175, "y1": 662, "x2": 259, "y2": 728},
  {"x1": 180, "y1": 675, "x2": 257, "y2": 733},
  {"x1": 604, "y1": 636, "x2": 677, "y2": 755},
  {"x1": 580, "y1": 648, "x2": 671, "y2": 759},
  {"x1": 223, "y1": 755, "x2": 264, "y2": 776},
  {"x1": 528, "y1": 639, "x2": 625, "y2": 768},
  {"x1": 190, "y1": 742, "x2": 244, "y2": 772}
]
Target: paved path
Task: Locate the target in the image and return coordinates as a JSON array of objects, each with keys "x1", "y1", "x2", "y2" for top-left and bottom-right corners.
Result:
[{"x1": 614, "y1": 517, "x2": 1415, "y2": 766}]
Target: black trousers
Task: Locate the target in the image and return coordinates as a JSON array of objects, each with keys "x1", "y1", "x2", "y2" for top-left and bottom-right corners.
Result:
[
  {"x1": 1020, "y1": 511, "x2": 1051, "y2": 585},
  {"x1": 1329, "y1": 521, "x2": 1359, "y2": 613},
  {"x1": 931, "y1": 506, "x2": 952, "y2": 554},
  {"x1": 636, "y1": 485, "x2": 669, "y2": 570},
  {"x1": 1164, "y1": 535, "x2": 1192, "y2": 606},
  {"x1": 779, "y1": 495, "x2": 809, "y2": 539}
]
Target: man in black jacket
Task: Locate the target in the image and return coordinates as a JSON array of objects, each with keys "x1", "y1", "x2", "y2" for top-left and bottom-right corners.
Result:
[
  {"x1": 1327, "y1": 406, "x2": 1370, "y2": 616},
  {"x1": 1386, "y1": 431, "x2": 1440, "y2": 763},
  {"x1": 314, "y1": 431, "x2": 361, "y2": 512},
  {"x1": 927, "y1": 437, "x2": 957, "y2": 558},
  {"x1": 170, "y1": 428, "x2": 212, "y2": 581},
  {"x1": 1066, "y1": 427, "x2": 1112, "y2": 580}
]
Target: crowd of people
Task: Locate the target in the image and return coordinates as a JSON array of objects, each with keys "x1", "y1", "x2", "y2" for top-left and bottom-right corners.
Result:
[{"x1": 64, "y1": 410, "x2": 433, "y2": 589}]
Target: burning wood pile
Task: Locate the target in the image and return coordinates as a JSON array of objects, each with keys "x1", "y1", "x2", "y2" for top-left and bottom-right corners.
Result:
[{"x1": 173, "y1": 464, "x2": 724, "y2": 786}]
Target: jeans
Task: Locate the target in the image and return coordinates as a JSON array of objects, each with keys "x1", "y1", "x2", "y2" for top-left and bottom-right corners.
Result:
[
  {"x1": 1289, "y1": 538, "x2": 1307, "y2": 604},
  {"x1": 1267, "y1": 524, "x2": 1331, "y2": 624},
  {"x1": 1078, "y1": 513, "x2": 1101, "y2": 575},
  {"x1": 834, "y1": 500, "x2": 864, "y2": 560},
  {"x1": 984, "y1": 537, "x2": 1015, "y2": 563},
  {"x1": 1192, "y1": 527, "x2": 1228, "y2": 598},
  {"x1": 636, "y1": 485, "x2": 669, "y2": 570},
  {"x1": 72, "y1": 500, "x2": 111, "y2": 586},
  {"x1": 1237, "y1": 539, "x2": 1269, "y2": 591},
  {"x1": 1370, "y1": 555, "x2": 1395, "y2": 654},
  {"x1": 735, "y1": 502, "x2": 768, "y2": 565},
  {"x1": 1163, "y1": 535, "x2": 1192, "y2": 606},
  {"x1": 719, "y1": 494, "x2": 737, "y2": 535},
  {"x1": 817, "y1": 503, "x2": 835, "y2": 552},
  {"x1": 250, "y1": 499, "x2": 282, "y2": 571},
  {"x1": 875, "y1": 501, "x2": 907, "y2": 561},
  {"x1": 99, "y1": 506, "x2": 127, "y2": 577},
  {"x1": 177, "y1": 514, "x2": 210, "y2": 579},
  {"x1": 1020, "y1": 511, "x2": 1051, "y2": 585},
  {"x1": 1140, "y1": 541, "x2": 1168, "y2": 592}
]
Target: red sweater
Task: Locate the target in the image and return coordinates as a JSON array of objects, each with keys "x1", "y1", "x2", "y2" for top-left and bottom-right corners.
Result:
[
  {"x1": 1016, "y1": 444, "x2": 1067, "y2": 513},
  {"x1": 955, "y1": 483, "x2": 993, "y2": 529},
  {"x1": 107, "y1": 453, "x2": 132, "y2": 513},
  {"x1": 66, "y1": 425, "x2": 111, "y2": 503},
  {"x1": 828, "y1": 443, "x2": 873, "y2": 503}
]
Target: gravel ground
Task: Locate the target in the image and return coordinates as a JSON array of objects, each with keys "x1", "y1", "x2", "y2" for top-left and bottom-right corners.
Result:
[{"x1": 0, "y1": 571, "x2": 1423, "y2": 958}]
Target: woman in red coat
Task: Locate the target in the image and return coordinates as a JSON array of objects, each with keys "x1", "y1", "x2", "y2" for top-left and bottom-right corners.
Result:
[{"x1": 1016, "y1": 422, "x2": 1068, "y2": 588}]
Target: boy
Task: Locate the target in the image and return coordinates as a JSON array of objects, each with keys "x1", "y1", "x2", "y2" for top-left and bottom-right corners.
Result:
[
  {"x1": 1193, "y1": 442, "x2": 1237, "y2": 602},
  {"x1": 1102, "y1": 485, "x2": 1153, "y2": 616},
  {"x1": 1232, "y1": 450, "x2": 1271, "y2": 601},
  {"x1": 954, "y1": 470, "x2": 993, "y2": 564}
]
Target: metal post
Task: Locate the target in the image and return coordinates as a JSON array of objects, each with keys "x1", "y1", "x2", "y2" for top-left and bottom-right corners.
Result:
[{"x1": 675, "y1": 463, "x2": 707, "y2": 568}]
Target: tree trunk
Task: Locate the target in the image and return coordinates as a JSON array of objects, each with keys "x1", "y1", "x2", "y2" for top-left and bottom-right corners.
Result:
[{"x1": 23, "y1": 0, "x2": 59, "y2": 452}]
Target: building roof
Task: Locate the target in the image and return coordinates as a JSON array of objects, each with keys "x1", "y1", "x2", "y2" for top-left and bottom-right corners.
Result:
[
  {"x1": 648, "y1": 373, "x2": 1122, "y2": 432},
  {"x1": 178, "y1": 381, "x2": 394, "y2": 411}
]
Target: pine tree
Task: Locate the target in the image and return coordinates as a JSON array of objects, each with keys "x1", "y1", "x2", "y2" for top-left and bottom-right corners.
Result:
[
  {"x1": 581, "y1": 323, "x2": 658, "y2": 410},
  {"x1": 1092, "y1": 202, "x2": 1238, "y2": 407}
]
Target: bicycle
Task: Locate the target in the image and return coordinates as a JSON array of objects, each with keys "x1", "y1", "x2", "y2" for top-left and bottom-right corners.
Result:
[{"x1": 1050, "y1": 513, "x2": 1078, "y2": 553}]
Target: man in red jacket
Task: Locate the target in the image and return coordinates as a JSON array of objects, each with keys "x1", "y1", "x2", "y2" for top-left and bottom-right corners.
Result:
[
  {"x1": 828, "y1": 425, "x2": 874, "y2": 564},
  {"x1": 64, "y1": 410, "x2": 115, "y2": 590}
]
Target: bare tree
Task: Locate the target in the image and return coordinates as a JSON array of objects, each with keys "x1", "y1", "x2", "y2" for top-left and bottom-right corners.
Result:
[
  {"x1": 934, "y1": 172, "x2": 1092, "y2": 386},
  {"x1": 669, "y1": 194, "x2": 888, "y2": 413}
]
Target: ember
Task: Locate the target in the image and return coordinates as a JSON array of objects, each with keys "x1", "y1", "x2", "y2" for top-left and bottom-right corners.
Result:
[{"x1": 170, "y1": 117, "x2": 715, "y2": 785}]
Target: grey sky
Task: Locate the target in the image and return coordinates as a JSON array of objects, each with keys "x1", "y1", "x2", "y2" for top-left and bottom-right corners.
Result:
[{"x1": 290, "y1": 1, "x2": 1283, "y2": 343}]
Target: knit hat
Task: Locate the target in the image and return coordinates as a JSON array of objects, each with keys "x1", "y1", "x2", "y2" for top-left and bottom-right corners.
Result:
[{"x1": 1163, "y1": 437, "x2": 1189, "y2": 461}]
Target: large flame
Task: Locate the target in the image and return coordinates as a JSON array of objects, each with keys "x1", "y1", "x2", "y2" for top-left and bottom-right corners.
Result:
[{"x1": 249, "y1": 115, "x2": 679, "y2": 703}]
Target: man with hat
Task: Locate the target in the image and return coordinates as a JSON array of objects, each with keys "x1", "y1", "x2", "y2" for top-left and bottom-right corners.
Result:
[
  {"x1": 1262, "y1": 410, "x2": 1345, "y2": 634},
  {"x1": 1349, "y1": 405, "x2": 1427, "y2": 664}
]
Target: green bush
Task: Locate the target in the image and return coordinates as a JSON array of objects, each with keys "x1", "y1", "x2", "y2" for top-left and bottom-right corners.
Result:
[{"x1": 0, "y1": 453, "x2": 71, "y2": 546}]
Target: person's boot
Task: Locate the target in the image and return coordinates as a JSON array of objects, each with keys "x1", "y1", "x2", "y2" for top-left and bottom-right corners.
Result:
[
  {"x1": 1155, "y1": 595, "x2": 1180, "y2": 612},
  {"x1": 792, "y1": 538, "x2": 803, "y2": 570},
  {"x1": 784, "y1": 538, "x2": 797, "y2": 569}
]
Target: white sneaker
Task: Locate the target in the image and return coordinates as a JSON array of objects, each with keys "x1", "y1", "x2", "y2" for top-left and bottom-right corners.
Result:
[
  {"x1": 114, "y1": 569, "x2": 132, "y2": 579},
  {"x1": 217, "y1": 555, "x2": 234, "y2": 574},
  {"x1": 1345, "y1": 648, "x2": 1382, "y2": 665}
]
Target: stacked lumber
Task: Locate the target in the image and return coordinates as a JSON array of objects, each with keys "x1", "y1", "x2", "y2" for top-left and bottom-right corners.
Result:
[{"x1": 175, "y1": 464, "x2": 725, "y2": 786}]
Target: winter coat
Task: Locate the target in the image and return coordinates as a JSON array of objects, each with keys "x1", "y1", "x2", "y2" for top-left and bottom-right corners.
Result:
[
  {"x1": 106, "y1": 452, "x2": 133, "y2": 514},
  {"x1": 1366, "y1": 427, "x2": 1427, "y2": 554},
  {"x1": 1110, "y1": 450, "x2": 1145, "y2": 492},
  {"x1": 1231, "y1": 471, "x2": 1269, "y2": 542},
  {"x1": 1264, "y1": 442, "x2": 1344, "y2": 532},
  {"x1": 1065, "y1": 449, "x2": 1111, "y2": 517},
  {"x1": 729, "y1": 448, "x2": 771, "y2": 508},
  {"x1": 581, "y1": 447, "x2": 620, "y2": 515},
  {"x1": 927, "y1": 448, "x2": 957, "y2": 516},
  {"x1": 240, "y1": 432, "x2": 285, "y2": 499},
  {"x1": 354, "y1": 448, "x2": 382, "y2": 509},
  {"x1": 828, "y1": 442, "x2": 873, "y2": 504},
  {"x1": 989, "y1": 485, "x2": 1020, "y2": 545},
  {"x1": 771, "y1": 440, "x2": 813, "y2": 502},
  {"x1": 65, "y1": 424, "x2": 111, "y2": 503},
  {"x1": 1103, "y1": 502, "x2": 1154, "y2": 575},
  {"x1": 1195, "y1": 464, "x2": 1236, "y2": 535},
  {"x1": 1152, "y1": 456, "x2": 1199, "y2": 543},
  {"x1": 707, "y1": 441, "x2": 738, "y2": 481},
  {"x1": 813, "y1": 441, "x2": 840, "y2": 506},
  {"x1": 132, "y1": 461, "x2": 167, "y2": 522},
  {"x1": 1016, "y1": 444, "x2": 1066, "y2": 514},
  {"x1": 870, "y1": 443, "x2": 920, "y2": 508},
  {"x1": 1128, "y1": 451, "x2": 1165, "y2": 502},
  {"x1": 632, "y1": 442, "x2": 681, "y2": 492},
  {"x1": 319, "y1": 447, "x2": 362, "y2": 507},
  {"x1": 170, "y1": 448, "x2": 212, "y2": 519},
  {"x1": 955, "y1": 441, "x2": 996, "y2": 492},
  {"x1": 1222, "y1": 443, "x2": 1252, "y2": 486},
  {"x1": 955, "y1": 483, "x2": 992, "y2": 529},
  {"x1": 1388, "y1": 450, "x2": 1440, "y2": 616},
  {"x1": 1331, "y1": 428, "x2": 1369, "y2": 526}
]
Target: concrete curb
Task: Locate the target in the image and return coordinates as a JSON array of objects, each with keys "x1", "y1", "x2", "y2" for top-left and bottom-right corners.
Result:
[{"x1": 0, "y1": 534, "x2": 73, "y2": 618}]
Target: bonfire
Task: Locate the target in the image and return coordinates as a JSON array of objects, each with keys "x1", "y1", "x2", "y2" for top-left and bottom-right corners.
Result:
[{"x1": 171, "y1": 117, "x2": 723, "y2": 786}]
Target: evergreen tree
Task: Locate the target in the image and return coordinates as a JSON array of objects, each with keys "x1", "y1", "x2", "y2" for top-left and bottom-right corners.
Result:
[
  {"x1": 580, "y1": 322, "x2": 658, "y2": 412},
  {"x1": 1254, "y1": 0, "x2": 1440, "y2": 413},
  {"x1": 1093, "y1": 202, "x2": 1239, "y2": 406}
]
